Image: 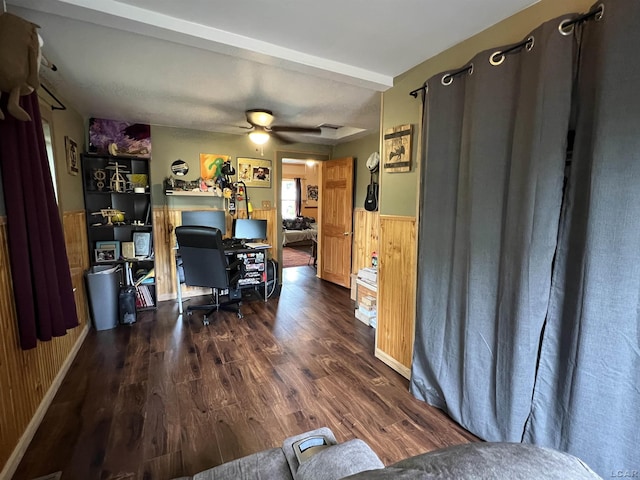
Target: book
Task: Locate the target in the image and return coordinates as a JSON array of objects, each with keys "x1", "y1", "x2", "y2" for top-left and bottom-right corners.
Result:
[{"x1": 134, "y1": 268, "x2": 155, "y2": 287}]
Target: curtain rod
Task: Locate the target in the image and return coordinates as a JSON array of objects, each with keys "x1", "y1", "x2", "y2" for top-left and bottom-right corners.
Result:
[
  {"x1": 409, "y1": 83, "x2": 427, "y2": 98},
  {"x1": 409, "y1": 3, "x2": 605, "y2": 98},
  {"x1": 409, "y1": 64, "x2": 473, "y2": 97},
  {"x1": 490, "y1": 36, "x2": 534, "y2": 66},
  {"x1": 560, "y1": 3, "x2": 604, "y2": 34},
  {"x1": 40, "y1": 84, "x2": 66, "y2": 111},
  {"x1": 441, "y1": 64, "x2": 473, "y2": 86}
]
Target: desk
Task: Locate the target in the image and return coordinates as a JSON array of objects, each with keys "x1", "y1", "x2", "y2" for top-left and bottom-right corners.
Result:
[{"x1": 176, "y1": 245, "x2": 271, "y2": 314}]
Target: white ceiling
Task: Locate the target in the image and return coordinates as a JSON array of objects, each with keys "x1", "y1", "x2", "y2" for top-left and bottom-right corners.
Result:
[{"x1": 7, "y1": 0, "x2": 538, "y2": 145}]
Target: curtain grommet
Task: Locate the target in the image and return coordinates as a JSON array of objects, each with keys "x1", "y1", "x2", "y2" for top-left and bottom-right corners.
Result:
[
  {"x1": 595, "y1": 3, "x2": 605, "y2": 21},
  {"x1": 559, "y1": 18, "x2": 574, "y2": 36},
  {"x1": 441, "y1": 74, "x2": 453, "y2": 86},
  {"x1": 525, "y1": 36, "x2": 535, "y2": 52},
  {"x1": 490, "y1": 51, "x2": 505, "y2": 66}
]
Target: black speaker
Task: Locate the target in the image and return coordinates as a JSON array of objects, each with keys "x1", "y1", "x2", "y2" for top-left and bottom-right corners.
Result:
[{"x1": 119, "y1": 286, "x2": 137, "y2": 325}]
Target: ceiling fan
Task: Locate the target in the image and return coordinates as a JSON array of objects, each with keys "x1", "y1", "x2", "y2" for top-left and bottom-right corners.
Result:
[{"x1": 242, "y1": 109, "x2": 322, "y2": 144}]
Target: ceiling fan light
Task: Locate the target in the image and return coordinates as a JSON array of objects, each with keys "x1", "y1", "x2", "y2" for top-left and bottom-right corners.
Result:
[
  {"x1": 249, "y1": 129, "x2": 270, "y2": 145},
  {"x1": 250, "y1": 110, "x2": 274, "y2": 126}
]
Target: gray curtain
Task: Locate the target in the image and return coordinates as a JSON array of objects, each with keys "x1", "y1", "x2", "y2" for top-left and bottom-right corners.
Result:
[
  {"x1": 410, "y1": 18, "x2": 575, "y2": 441},
  {"x1": 412, "y1": 0, "x2": 640, "y2": 475},
  {"x1": 523, "y1": 0, "x2": 640, "y2": 474}
]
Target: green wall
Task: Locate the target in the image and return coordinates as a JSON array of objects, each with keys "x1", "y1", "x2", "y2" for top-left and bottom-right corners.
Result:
[
  {"x1": 150, "y1": 125, "x2": 332, "y2": 210},
  {"x1": 50, "y1": 97, "x2": 86, "y2": 213},
  {"x1": 380, "y1": 0, "x2": 595, "y2": 217},
  {"x1": 333, "y1": 133, "x2": 380, "y2": 210}
]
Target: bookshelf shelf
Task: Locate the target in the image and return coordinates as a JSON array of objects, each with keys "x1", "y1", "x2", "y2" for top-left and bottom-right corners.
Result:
[
  {"x1": 165, "y1": 190, "x2": 219, "y2": 196},
  {"x1": 82, "y1": 153, "x2": 156, "y2": 311}
]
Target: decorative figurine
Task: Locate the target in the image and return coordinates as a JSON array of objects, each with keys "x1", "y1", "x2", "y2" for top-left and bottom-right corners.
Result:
[{"x1": 106, "y1": 162, "x2": 130, "y2": 192}]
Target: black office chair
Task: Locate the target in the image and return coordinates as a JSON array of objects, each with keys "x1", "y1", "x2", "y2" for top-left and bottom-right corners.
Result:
[{"x1": 175, "y1": 225, "x2": 244, "y2": 325}]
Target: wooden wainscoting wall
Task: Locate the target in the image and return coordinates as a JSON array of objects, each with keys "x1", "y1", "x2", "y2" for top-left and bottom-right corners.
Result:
[
  {"x1": 375, "y1": 215, "x2": 417, "y2": 379},
  {"x1": 352, "y1": 208, "x2": 380, "y2": 274},
  {"x1": 154, "y1": 207, "x2": 278, "y2": 301},
  {"x1": 0, "y1": 211, "x2": 90, "y2": 476}
]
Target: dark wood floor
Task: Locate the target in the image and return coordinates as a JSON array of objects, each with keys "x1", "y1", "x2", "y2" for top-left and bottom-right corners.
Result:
[{"x1": 14, "y1": 266, "x2": 476, "y2": 480}]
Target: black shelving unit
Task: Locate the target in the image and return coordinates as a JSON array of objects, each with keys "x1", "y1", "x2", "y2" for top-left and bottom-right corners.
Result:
[{"x1": 81, "y1": 153, "x2": 156, "y2": 310}]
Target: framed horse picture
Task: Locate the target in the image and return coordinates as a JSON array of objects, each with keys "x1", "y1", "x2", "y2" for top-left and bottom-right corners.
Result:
[{"x1": 383, "y1": 124, "x2": 412, "y2": 173}]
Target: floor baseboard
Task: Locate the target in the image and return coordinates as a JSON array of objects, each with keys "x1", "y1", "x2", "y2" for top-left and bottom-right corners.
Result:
[{"x1": 0, "y1": 326, "x2": 89, "y2": 480}]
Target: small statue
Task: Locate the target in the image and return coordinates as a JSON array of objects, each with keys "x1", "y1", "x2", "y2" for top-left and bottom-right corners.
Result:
[{"x1": 0, "y1": 13, "x2": 41, "y2": 121}]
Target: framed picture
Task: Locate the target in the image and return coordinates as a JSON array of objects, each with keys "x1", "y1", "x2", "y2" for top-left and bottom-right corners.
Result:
[
  {"x1": 88, "y1": 118, "x2": 151, "y2": 157},
  {"x1": 65, "y1": 136, "x2": 79, "y2": 175},
  {"x1": 383, "y1": 124, "x2": 412, "y2": 173},
  {"x1": 95, "y1": 247, "x2": 117, "y2": 263},
  {"x1": 132, "y1": 232, "x2": 152, "y2": 257},
  {"x1": 237, "y1": 157, "x2": 272, "y2": 188},
  {"x1": 96, "y1": 240, "x2": 120, "y2": 260},
  {"x1": 200, "y1": 153, "x2": 230, "y2": 180},
  {"x1": 306, "y1": 184, "x2": 318, "y2": 207}
]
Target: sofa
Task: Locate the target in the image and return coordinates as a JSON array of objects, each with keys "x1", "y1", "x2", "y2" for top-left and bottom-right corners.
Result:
[{"x1": 172, "y1": 427, "x2": 602, "y2": 480}]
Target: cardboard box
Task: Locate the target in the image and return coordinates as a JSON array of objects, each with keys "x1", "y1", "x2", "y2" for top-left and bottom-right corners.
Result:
[
  {"x1": 356, "y1": 279, "x2": 376, "y2": 307},
  {"x1": 361, "y1": 295, "x2": 376, "y2": 307}
]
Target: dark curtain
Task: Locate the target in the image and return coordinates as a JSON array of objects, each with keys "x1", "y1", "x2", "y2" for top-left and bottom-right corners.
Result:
[
  {"x1": 523, "y1": 0, "x2": 640, "y2": 474},
  {"x1": 294, "y1": 177, "x2": 302, "y2": 217},
  {"x1": 0, "y1": 92, "x2": 78, "y2": 350},
  {"x1": 411, "y1": 18, "x2": 575, "y2": 441}
]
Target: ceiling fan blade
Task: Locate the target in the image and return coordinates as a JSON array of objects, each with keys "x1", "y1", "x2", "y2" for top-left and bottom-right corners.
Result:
[
  {"x1": 246, "y1": 109, "x2": 274, "y2": 127},
  {"x1": 269, "y1": 131, "x2": 294, "y2": 144},
  {"x1": 270, "y1": 125, "x2": 322, "y2": 134}
]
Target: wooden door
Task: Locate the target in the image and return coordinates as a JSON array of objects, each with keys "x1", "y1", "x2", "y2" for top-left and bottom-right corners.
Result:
[{"x1": 320, "y1": 157, "x2": 354, "y2": 287}]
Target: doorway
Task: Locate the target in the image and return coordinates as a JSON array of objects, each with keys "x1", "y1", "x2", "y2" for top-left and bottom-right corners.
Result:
[{"x1": 281, "y1": 158, "x2": 319, "y2": 269}]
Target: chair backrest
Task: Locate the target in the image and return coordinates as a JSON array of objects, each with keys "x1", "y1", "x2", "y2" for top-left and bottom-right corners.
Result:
[{"x1": 175, "y1": 226, "x2": 230, "y2": 289}]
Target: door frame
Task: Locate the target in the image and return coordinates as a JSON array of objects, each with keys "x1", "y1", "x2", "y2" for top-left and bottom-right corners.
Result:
[{"x1": 275, "y1": 150, "x2": 329, "y2": 279}]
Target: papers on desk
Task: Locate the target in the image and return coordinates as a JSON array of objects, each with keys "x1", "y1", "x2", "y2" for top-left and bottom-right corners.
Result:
[{"x1": 245, "y1": 242, "x2": 271, "y2": 249}]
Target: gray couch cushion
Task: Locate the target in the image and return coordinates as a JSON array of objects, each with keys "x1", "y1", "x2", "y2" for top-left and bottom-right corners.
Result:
[
  {"x1": 281, "y1": 427, "x2": 383, "y2": 480},
  {"x1": 296, "y1": 439, "x2": 384, "y2": 480},
  {"x1": 191, "y1": 447, "x2": 293, "y2": 480},
  {"x1": 344, "y1": 443, "x2": 602, "y2": 479}
]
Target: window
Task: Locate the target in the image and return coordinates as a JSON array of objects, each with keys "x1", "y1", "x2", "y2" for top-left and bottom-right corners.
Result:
[
  {"x1": 282, "y1": 179, "x2": 297, "y2": 219},
  {"x1": 38, "y1": 98, "x2": 61, "y2": 208}
]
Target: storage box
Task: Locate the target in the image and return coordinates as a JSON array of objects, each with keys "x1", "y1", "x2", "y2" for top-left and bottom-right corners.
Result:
[
  {"x1": 355, "y1": 308, "x2": 377, "y2": 327},
  {"x1": 361, "y1": 295, "x2": 376, "y2": 308},
  {"x1": 358, "y1": 305, "x2": 377, "y2": 316},
  {"x1": 355, "y1": 279, "x2": 376, "y2": 308}
]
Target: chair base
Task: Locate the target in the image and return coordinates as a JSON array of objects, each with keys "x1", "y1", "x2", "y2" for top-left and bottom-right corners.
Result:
[{"x1": 186, "y1": 289, "x2": 242, "y2": 325}]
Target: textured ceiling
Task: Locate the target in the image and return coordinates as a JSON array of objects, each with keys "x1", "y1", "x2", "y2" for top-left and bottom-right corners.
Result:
[{"x1": 7, "y1": 0, "x2": 539, "y2": 145}]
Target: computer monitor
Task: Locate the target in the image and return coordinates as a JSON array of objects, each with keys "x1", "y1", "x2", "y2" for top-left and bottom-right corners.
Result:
[
  {"x1": 181, "y1": 210, "x2": 226, "y2": 236},
  {"x1": 233, "y1": 218, "x2": 267, "y2": 240}
]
